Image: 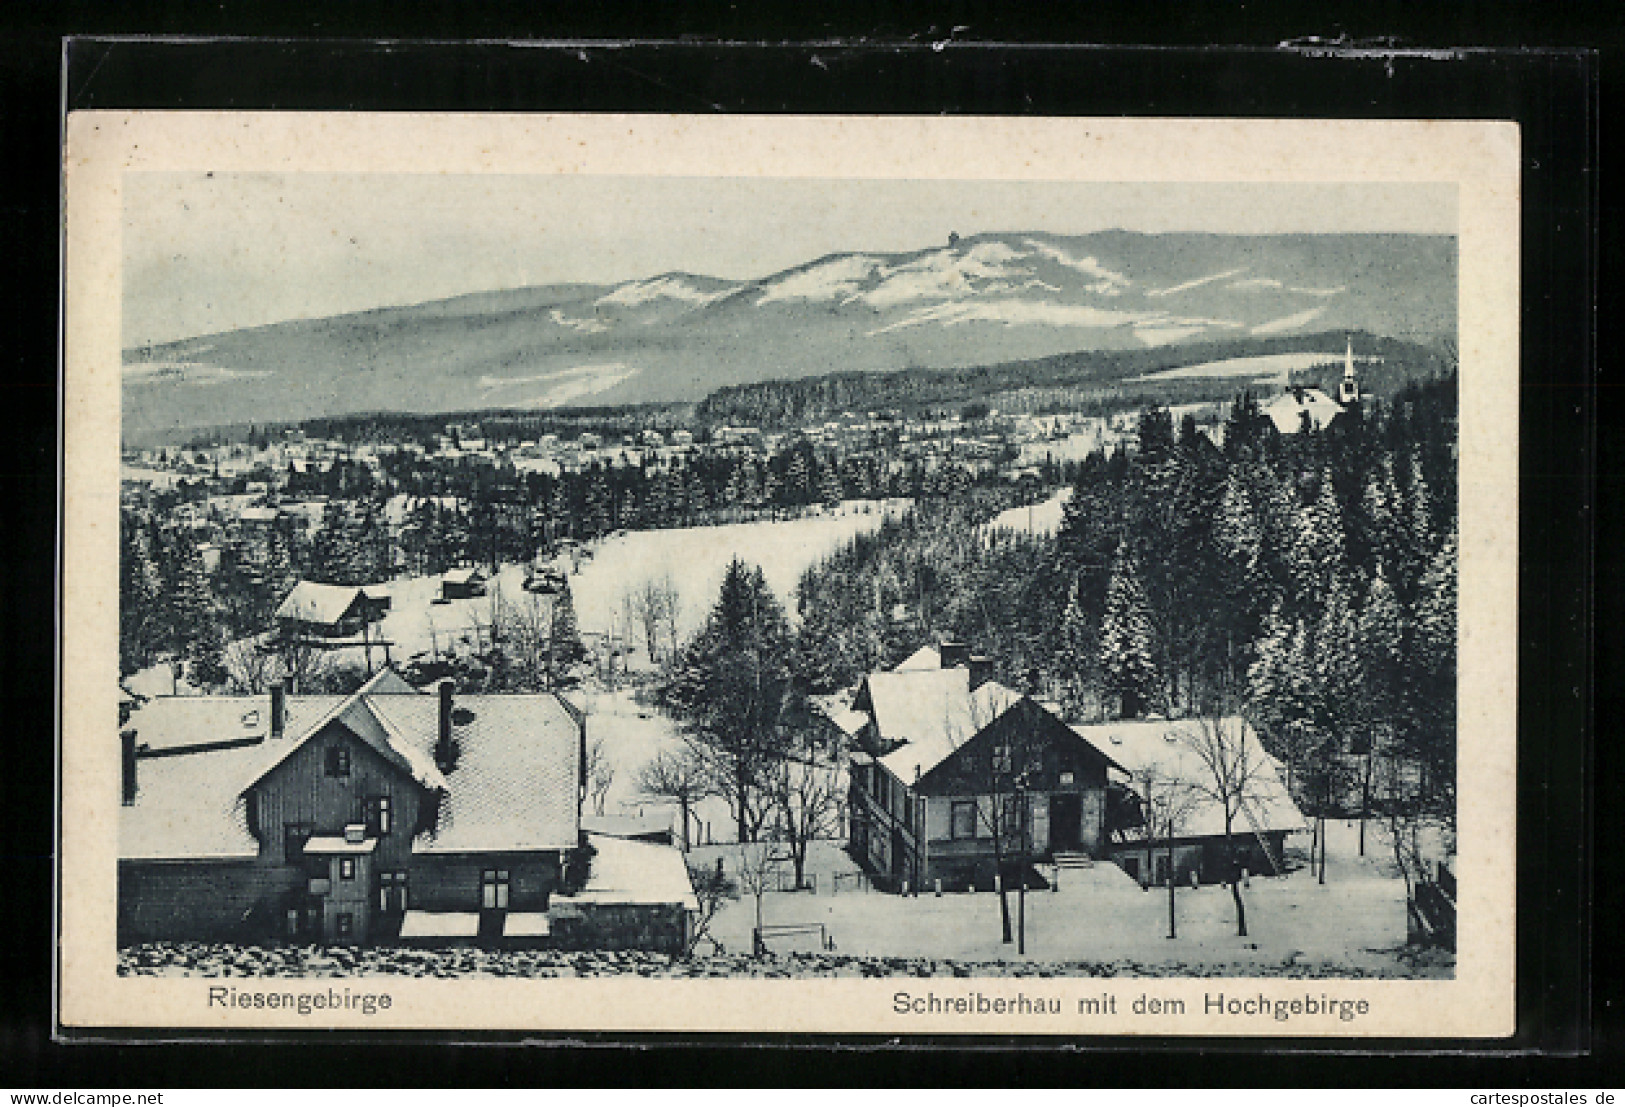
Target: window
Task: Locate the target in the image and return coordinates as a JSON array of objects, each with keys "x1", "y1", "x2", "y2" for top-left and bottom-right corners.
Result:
[
  {"x1": 336, "y1": 913, "x2": 353, "y2": 938},
  {"x1": 1059, "y1": 771, "x2": 1075, "y2": 786},
  {"x1": 993, "y1": 745, "x2": 1012, "y2": 774},
  {"x1": 283, "y1": 823, "x2": 312, "y2": 862},
  {"x1": 1002, "y1": 798, "x2": 1024, "y2": 840},
  {"x1": 367, "y1": 795, "x2": 393, "y2": 836},
  {"x1": 339, "y1": 857, "x2": 356, "y2": 881},
  {"x1": 481, "y1": 868, "x2": 510, "y2": 910},
  {"x1": 325, "y1": 745, "x2": 351, "y2": 778},
  {"x1": 950, "y1": 801, "x2": 977, "y2": 840}
]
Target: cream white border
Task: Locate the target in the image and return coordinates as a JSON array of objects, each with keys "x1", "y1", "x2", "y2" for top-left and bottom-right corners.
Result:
[{"x1": 61, "y1": 113, "x2": 1519, "y2": 1036}]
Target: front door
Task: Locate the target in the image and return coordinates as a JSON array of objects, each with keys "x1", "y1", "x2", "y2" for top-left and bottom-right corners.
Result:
[
  {"x1": 1049, "y1": 793, "x2": 1082, "y2": 852},
  {"x1": 285, "y1": 898, "x2": 323, "y2": 941}
]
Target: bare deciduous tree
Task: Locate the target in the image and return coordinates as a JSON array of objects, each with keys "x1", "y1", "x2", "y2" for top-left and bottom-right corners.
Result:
[
  {"x1": 765, "y1": 746, "x2": 842, "y2": 891},
  {"x1": 492, "y1": 589, "x2": 559, "y2": 691},
  {"x1": 223, "y1": 635, "x2": 280, "y2": 694},
  {"x1": 1182, "y1": 711, "x2": 1271, "y2": 937},
  {"x1": 585, "y1": 736, "x2": 615, "y2": 817},
  {"x1": 732, "y1": 839, "x2": 782, "y2": 955},
  {"x1": 1124, "y1": 760, "x2": 1203, "y2": 940},
  {"x1": 684, "y1": 857, "x2": 738, "y2": 957},
  {"x1": 635, "y1": 743, "x2": 714, "y2": 852},
  {"x1": 630, "y1": 573, "x2": 682, "y2": 665}
]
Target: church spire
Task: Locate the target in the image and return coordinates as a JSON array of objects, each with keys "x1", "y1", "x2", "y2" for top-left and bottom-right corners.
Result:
[{"x1": 1338, "y1": 335, "x2": 1361, "y2": 405}]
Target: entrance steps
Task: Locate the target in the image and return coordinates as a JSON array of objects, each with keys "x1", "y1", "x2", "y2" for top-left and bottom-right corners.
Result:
[{"x1": 1053, "y1": 852, "x2": 1094, "y2": 870}]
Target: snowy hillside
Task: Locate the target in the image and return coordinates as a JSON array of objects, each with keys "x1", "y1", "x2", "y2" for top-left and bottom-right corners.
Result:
[{"x1": 123, "y1": 230, "x2": 1455, "y2": 442}]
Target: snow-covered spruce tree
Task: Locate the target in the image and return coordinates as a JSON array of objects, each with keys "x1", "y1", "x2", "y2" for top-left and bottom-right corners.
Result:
[
  {"x1": 1285, "y1": 468, "x2": 1346, "y2": 613},
  {"x1": 1355, "y1": 562, "x2": 1407, "y2": 853},
  {"x1": 1099, "y1": 543, "x2": 1161, "y2": 719},
  {"x1": 1409, "y1": 527, "x2": 1457, "y2": 815},
  {"x1": 1058, "y1": 572, "x2": 1101, "y2": 721},
  {"x1": 119, "y1": 514, "x2": 165, "y2": 677},
  {"x1": 1359, "y1": 456, "x2": 1405, "y2": 580},
  {"x1": 659, "y1": 558, "x2": 799, "y2": 843}
]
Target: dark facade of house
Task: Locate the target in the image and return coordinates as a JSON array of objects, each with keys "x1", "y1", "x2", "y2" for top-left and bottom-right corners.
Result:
[
  {"x1": 844, "y1": 645, "x2": 1123, "y2": 894},
  {"x1": 118, "y1": 669, "x2": 694, "y2": 950},
  {"x1": 441, "y1": 568, "x2": 488, "y2": 601}
]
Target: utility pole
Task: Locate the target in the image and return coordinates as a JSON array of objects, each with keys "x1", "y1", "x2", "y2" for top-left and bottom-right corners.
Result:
[
  {"x1": 1016, "y1": 780, "x2": 1029, "y2": 956},
  {"x1": 1167, "y1": 792, "x2": 1177, "y2": 939}
]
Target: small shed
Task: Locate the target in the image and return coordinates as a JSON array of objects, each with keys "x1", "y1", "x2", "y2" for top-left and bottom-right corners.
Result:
[{"x1": 441, "y1": 566, "x2": 488, "y2": 600}]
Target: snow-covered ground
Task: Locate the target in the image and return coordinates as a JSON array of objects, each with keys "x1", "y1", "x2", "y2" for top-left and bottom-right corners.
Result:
[
  {"x1": 984, "y1": 488, "x2": 1072, "y2": 537},
  {"x1": 368, "y1": 498, "x2": 912, "y2": 660},
  {"x1": 687, "y1": 819, "x2": 1422, "y2": 974},
  {"x1": 128, "y1": 500, "x2": 910, "y2": 699}
]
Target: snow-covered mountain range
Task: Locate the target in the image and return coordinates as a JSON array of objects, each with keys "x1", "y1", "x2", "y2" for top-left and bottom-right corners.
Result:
[{"x1": 123, "y1": 230, "x2": 1455, "y2": 441}]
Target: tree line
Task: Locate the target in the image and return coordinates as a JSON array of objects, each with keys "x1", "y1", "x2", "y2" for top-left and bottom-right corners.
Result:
[
  {"x1": 695, "y1": 331, "x2": 1452, "y2": 429},
  {"x1": 792, "y1": 374, "x2": 1459, "y2": 836}
]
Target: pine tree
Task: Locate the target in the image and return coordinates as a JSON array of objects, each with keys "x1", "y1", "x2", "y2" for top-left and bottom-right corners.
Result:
[
  {"x1": 163, "y1": 531, "x2": 224, "y2": 691},
  {"x1": 660, "y1": 558, "x2": 799, "y2": 841},
  {"x1": 1409, "y1": 528, "x2": 1457, "y2": 809},
  {"x1": 1359, "y1": 456, "x2": 1404, "y2": 578},
  {"x1": 549, "y1": 578, "x2": 585, "y2": 676},
  {"x1": 1355, "y1": 562, "x2": 1406, "y2": 852},
  {"x1": 1058, "y1": 573, "x2": 1101, "y2": 720},
  {"x1": 818, "y1": 454, "x2": 844, "y2": 507},
  {"x1": 1099, "y1": 543, "x2": 1160, "y2": 719},
  {"x1": 119, "y1": 515, "x2": 164, "y2": 677},
  {"x1": 1286, "y1": 468, "x2": 1346, "y2": 611},
  {"x1": 784, "y1": 450, "x2": 811, "y2": 507}
]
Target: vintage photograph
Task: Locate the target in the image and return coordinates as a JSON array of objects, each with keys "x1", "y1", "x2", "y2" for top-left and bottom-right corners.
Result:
[{"x1": 61, "y1": 114, "x2": 1519, "y2": 1034}]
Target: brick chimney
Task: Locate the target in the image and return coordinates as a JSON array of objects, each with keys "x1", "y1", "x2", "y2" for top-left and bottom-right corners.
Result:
[
  {"x1": 270, "y1": 681, "x2": 287, "y2": 739},
  {"x1": 120, "y1": 728, "x2": 138, "y2": 805},
  {"x1": 435, "y1": 679, "x2": 458, "y2": 771},
  {"x1": 967, "y1": 654, "x2": 994, "y2": 690},
  {"x1": 939, "y1": 641, "x2": 970, "y2": 670}
]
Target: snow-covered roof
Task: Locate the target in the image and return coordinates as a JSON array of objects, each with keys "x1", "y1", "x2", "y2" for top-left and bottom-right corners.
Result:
[
  {"x1": 551, "y1": 833, "x2": 699, "y2": 911},
  {"x1": 861, "y1": 668, "x2": 1024, "y2": 783},
  {"x1": 398, "y1": 911, "x2": 479, "y2": 938},
  {"x1": 810, "y1": 691, "x2": 869, "y2": 738},
  {"x1": 1263, "y1": 388, "x2": 1343, "y2": 435},
  {"x1": 241, "y1": 669, "x2": 449, "y2": 797},
  {"x1": 304, "y1": 835, "x2": 378, "y2": 854},
  {"x1": 274, "y1": 581, "x2": 384, "y2": 626},
  {"x1": 122, "y1": 670, "x2": 582, "y2": 861},
  {"x1": 119, "y1": 740, "x2": 265, "y2": 861},
  {"x1": 441, "y1": 566, "x2": 486, "y2": 586},
  {"x1": 377, "y1": 692, "x2": 581, "y2": 854},
  {"x1": 1076, "y1": 716, "x2": 1309, "y2": 839},
  {"x1": 892, "y1": 645, "x2": 942, "y2": 672},
  {"x1": 581, "y1": 813, "x2": 673, "y2": 841}
]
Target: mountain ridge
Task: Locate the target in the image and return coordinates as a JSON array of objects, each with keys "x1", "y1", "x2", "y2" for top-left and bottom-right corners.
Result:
[{"x1": 123, "y1": 230, "x2": 1456, "y2": 442}]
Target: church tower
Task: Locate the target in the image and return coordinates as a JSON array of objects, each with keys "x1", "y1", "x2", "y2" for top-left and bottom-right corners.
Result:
[{"x1": 1338, "y1": 336, "x2": 1361, "y2": 405}]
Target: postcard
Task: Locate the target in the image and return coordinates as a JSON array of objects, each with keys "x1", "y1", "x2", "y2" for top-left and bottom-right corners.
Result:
[{"x1": 61, "y1": 112, "x2": 1519, "y2": 1036}]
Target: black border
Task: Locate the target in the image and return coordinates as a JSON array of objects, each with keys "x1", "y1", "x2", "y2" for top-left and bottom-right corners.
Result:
[{"x1": 0, "y1": 22, "x2": 1604, "y2": 1086}]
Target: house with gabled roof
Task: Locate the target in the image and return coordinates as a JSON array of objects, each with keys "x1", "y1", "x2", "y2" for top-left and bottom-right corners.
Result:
[
  {"x1": 275, "y1": 580, "x2": 392, "y2": 640},
  {"x1": 118, "y1": 668, "x2": 697, "y2": 952},
  {"x1": 1087, "y1": 716, "x2": 1310, "y2": 887},
  {"x1": 842, "y1": 642, "x2": 1125, "y2": 894}
]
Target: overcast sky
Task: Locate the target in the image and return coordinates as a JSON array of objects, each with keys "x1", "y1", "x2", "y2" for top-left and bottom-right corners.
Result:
[{"x1": 122, "y1": 174, "x2": 1456, "y2": 347}]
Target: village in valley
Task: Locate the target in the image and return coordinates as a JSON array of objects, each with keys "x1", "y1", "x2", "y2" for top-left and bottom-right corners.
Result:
[{"x1": 116, "y1": 213, "x2": 1460, "y2": 980}]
